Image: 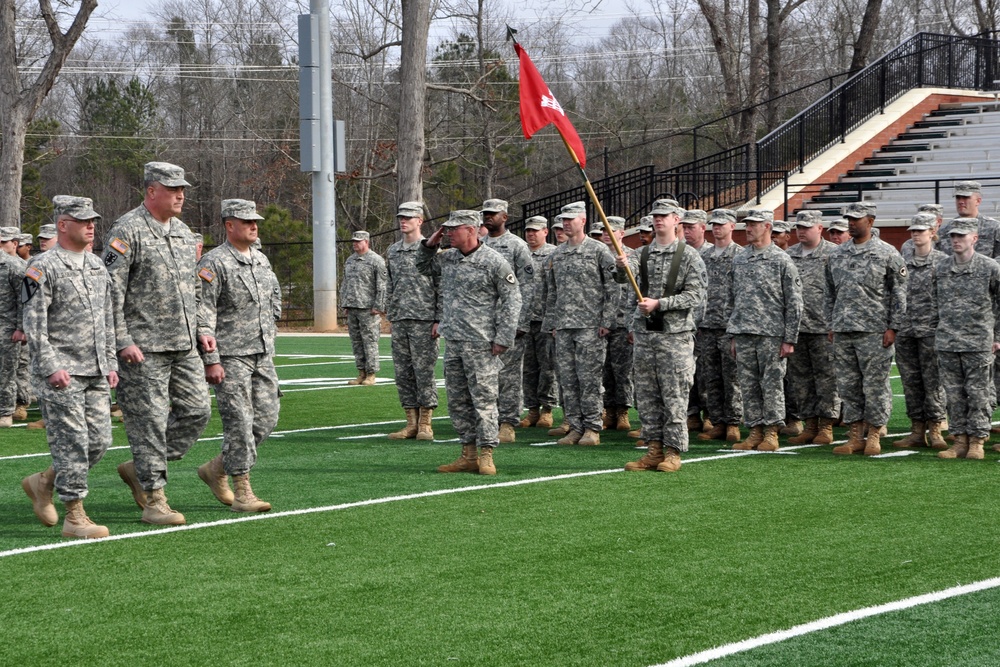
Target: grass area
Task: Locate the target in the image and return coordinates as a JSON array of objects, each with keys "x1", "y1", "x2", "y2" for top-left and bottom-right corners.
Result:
[{"x1": 2, "y1": 335, "x2": 999, "y2": 666}]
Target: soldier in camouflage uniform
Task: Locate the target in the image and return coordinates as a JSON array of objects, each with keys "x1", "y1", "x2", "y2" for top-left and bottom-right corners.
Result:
[
  {"x1": 784, "y1": 210, "x2": 839, "y2": 446},
  {"x1": 103, "y1": 161, "x2": 212, "y2": 525},
  {"x1": 900, "y1": 204, "x2": 945, "y2": 259},
  {"x1": 0, "y1": 227, "x2": 27, "y2": 428},
  {"x1": 621, "y1": 199, "x2": 706, "y2": 472},
  {"x1": 637, "y1": 216, "x2": 653, "y2": 246},
  {"x1": 543, "y1": 201, "x2": 619, "y2": 446},
  {"x1": 771, "y1": 219, "x2": 793, "y2": 251},
  {"x1": 340, "y1": 230, "x2": 387, "y2": 385},
  {"x1": 36, "y1": 224, "x2": 57, "y2": 252},
  {"x1": 15, "y1": 234, "x2": 34, "y2": 418},
  {"x1": 481, "y1": 199, "x2": 534, "y2": 443},
  {"x1": 417, "y1": 210, "x2": 520, "y2": 475},
  {"x1": 20, "y1": 196, "x2": 116, "y2": 539},
  {"x1": 827, "y1": 219, "x2": 849, "y2": 245},
  {"x1": 932, "y1": 218, "x2": 1000, "y2": 460},
  {"x1": 727, "y1": 209, "x2": 802, "y2": 451},
  {"x1": 196, "y1": 199, "x2": 280, "y2": 513},
  {"x1": 596, "y1": 216, "x2": 635, "y2": 431},
  {"x1": 825, "y1": 203, "x2": 907, "y2": 456},
  {"x1": 384, "y1": 201, "x2": 440, "y2": 441},
  {"x1": 695, "y1": 209, "x2": 743, "y2": 443},
  {"x1": 520, "y1": 215, "x2": 558, "y2": 429},
  {"x1": 893, "y1": 213, "x2": 948, "y2": 450},
  {"x1": 680, "y1": 209, "x2": 710, "y2": 431}
]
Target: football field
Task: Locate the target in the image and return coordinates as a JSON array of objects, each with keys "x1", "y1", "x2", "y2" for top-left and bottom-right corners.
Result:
[{"x1": 2, "y1": 334, "x2": 1000, "y2": 666}]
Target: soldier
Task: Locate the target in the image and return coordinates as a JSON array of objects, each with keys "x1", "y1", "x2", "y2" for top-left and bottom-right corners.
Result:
[
  {"x1": 481, "y1": 199, "x2": 534, "y2": 443},
  {"x1": 825, "y1": 202, "x2": 907, "y2": 456},
  {"x1": 727, "y1": 209, "x2": 802, "y2": 451},
  {"x1": 622, "y1": 199, "x2": 706, "y2": 472},
  {"x1": 552, "y1": 219, "x2": 568, "y2": 245},
  {"x1": 937, "y1": 181, "x2": 1000, "y2": 257},
  {"x1": 36, "y1": 224, "x2": 58, "y2": 252},
  {"x1": 771, "y1": 220, "x2": 793, "y2": 251},
  {"x1": 680, "y1": 209, "x2": 711, "y2": 431},
  {"x1": 597, "y1": 216, "x2": 634, "y2": 431},
  {"x1": 104, "y1": 161, "x2": 212, "y2": 525},
  {"x1": 696, "y1": 209, "x2": 743, "y2": 443},
  {"x1": 196, "y1": 199, "x2": 280, "y2": 512},
  {"x1": 542, "y1": 201, "x2": 619, "y2": 446},
  {"x1": 14, "y1": 234, "x2": 34, "y2": 417},
  {"x1": 17, "y1": 233, "x2": 32, "y2": 260},
  {"x1": 384, "y1": 201, "x2": 440, "y2": 441},
  {"x1": 827, "y1": 219, "x2": 849, "y2": 245},
  {"x1": 20, "y1": 196, "x2": 117, "y2": 538},
  {"x1": 520, "y1": 215, "x2": 558, "y2": 429},
  {"x1": 681, "y1": 210, "x2": 709, "y2": 251},
  {"x1": 901, "y1": 204, "x2": 945, "y2": 259},
  {"x1": 0, "y1": 227, "x2": 27, "y2": 428},
  {"x1": 637, "y1": 216, "x2": 654, "y2": 246},
  {"x1": 893, "y1": 213, "x2": 948, "y2": 449},
  {"x1": 784, "y1": 210, "x2": 839, "y2": 445},
  {"x1": 340, "y1": 230, "x2": 387, "y2": 385},
  {"x1": 416, "y1": 210, "x2": 520, "y2": 475}
]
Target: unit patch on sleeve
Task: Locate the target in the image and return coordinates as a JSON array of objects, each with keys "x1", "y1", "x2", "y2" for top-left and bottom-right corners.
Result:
[
  {"x1": 198, "y1": 267, "x2": 216, "y2": 283},
  {"x1": 110, "y1": 237, "x2": 129, "y2": 255}
]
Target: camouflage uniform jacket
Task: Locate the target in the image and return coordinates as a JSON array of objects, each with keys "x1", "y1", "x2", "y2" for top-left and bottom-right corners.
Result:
[
  {"x1": 197, "y1": 242, "x2": 280, "y2": 365},
  {"x1": 543, "y1": 237, "x2": 619, "y2": 331},
  {"x1": 484, "y1": 231, "x2": 534, "y2": 332},
  {"x1": 103, "y1": 204, "x2": 201, "y2": 352},
  {"x1": 385, "y1": 238, "x2": 439, "y2": 322},
  {"x1": 933, "y1": 253, "x2": 1000, "y2": 351},
  {"x1": 527, "y1": 243, "x2": 556, "y2": 323},
  {"x1": 611, "y1": 246, "x2": 638, "y2": 329},
  {"x1": 21, "y1": 247, "x2": 117, "y2": 378},
  {"x1": 416, "y1": 241, "x2": 520, "y2": 348},
  {"x1": 622, "y1": 238, "x2": 706, "y2": 334},
  {"x1": 824, "y1": 237, "x2": 907, "y2": 333},
  {"x1": 0, "y1": 252, "x2": 24, "y2": 335},
  {"x1": 727, "y1": 243, "x2": 803, "y2": 343},
  {"x1": 699, "y1": 241, "x2": 742, "y2": 329},
  {"x1": 897, "y1": 247, "x2": 945, "y2": 338},
  {"x1": 786, "y1": 239, "x2": 836, "y2": 334},
  {"x1": 340, "y1": 250, "x2": 387, "y2": 311},
  {"x1": 937, "y1": 214, "x2": 1000, "y2": 258}
]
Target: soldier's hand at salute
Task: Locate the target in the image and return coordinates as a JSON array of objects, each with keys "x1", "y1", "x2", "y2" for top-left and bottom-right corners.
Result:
[
  {"x1": 108, "y1": 371, "x2": 119, "y2": 389},
  {"x1": 205, "y1": 363, "x2": 225, "y2": 385},
  {"x1": 426, "y1": 227, "x2": 445, "y2": 247},
  {"x1": 119, "y1": 345, "x2": 145, "y2": 364}
]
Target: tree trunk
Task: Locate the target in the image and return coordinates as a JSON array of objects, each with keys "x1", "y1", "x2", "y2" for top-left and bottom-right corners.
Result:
[
  {"x1": 850, "y1": 0, "x2": 884, "y2": 73},
  {"x1": 397, "y1": 0, "x2": 432, "y2": 204}
]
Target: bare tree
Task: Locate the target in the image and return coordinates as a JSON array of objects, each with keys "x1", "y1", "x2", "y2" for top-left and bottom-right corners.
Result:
[{"x1": 397, "y1": 0, "x2": 432, "y2": 203}]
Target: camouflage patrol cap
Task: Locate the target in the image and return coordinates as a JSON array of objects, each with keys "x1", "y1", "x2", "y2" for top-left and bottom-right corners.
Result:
[
  {"x1": 708, "y1": 209, "x2": 736, "y2": 226},
  {"x1": 0, "y1": 227, "x2": 20, "y2": 242},
  {"x1": 842, "y1": 202, "x2": 874, "y2": 219},
  {"x1": 144, "y1": 161, "x2": 191, "y2": 187},
  {"x1": 52, "y1": 195, "x2": 101, "y2": 221},
  {"x1": 742, "y1": 208, "x2": 773, "y2": 223},
  {"x1": 555, "y1": 201, "x2": 587, "y2": 220},
  {"x1": 482, "y1": 199, "x2": 509, "y2": 214},
  {"x1": 649, "y1": 198, "x2": 682, "y2": 216},
  {"x1": 955, "y1": 181, "x2": 982, "y2": 197},
  {"x1": 771, "y1": 220, "x2": 793, "y2": 233},
  {"x1": 637, "y1": 215, "x2": 653, "y2": 232},
  {"x1": 907, "y1": 212, "x2": 937, "y2": 231},
  {"x1": 443, "y1": 210, "x2": 482, "y2": 227},
  {"x1": 396, "y1": 201, "x2": 424, "y2": 218},
  {"x1": 524, "y1": 216, "x2": 548, "y2": 231},
  {"x1": 588, "y1": 223, "x2": 604, "y2": 236},
  {"x1": 551, "y1": 220, "x2": 565, "y2": 230},
  {"x1": 37, "y1": 224, "x2": 56, "y2": 239},
  {"x1": 794, "y1": 210, "x2": 823, "y2": 227},
  {"x1": 948, "y1": 217, "x2": 979, "y2": 236},
  {"x1": 605, "y1": 216, "x2": 625, "y2": 231},
  {"x1": 221, "y1": 198, "x2": 264, "y2": 221},
  {"x1": 351, "y1": 230, "x2": 371, "y2": 241},
  {"x1": 191, "y1": 233, "x2": 204, "y2": 245},
  {"x1": 18, "y1": 234, "x2": 32, "y2": 245},
  {"x1": 681, "y1": 209, "x2": 708, "y2": 225},
  {"x1": 917, "y1": 203, "x2": 945, "y2": 217},
  {"x1": 828, "y1": 219, "x2": 849, "y2": 232}
]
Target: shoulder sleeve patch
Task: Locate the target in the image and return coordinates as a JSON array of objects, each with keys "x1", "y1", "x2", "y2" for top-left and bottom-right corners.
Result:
[
  {"x1": 25, "y1": 266, "x2": 43, "y2": 283},
  {"x1": 899, "y1": 266, "x2": 907, "y2": 277},
  {"x1": 505, "y1": 273, "x2": 516, "y2": 284},
  {"x1": 198, "y1": 267, "x2": 216, "y2": 283},
  {"x1": 110, "y1": 237, "x2": 129, "y2": 255}
]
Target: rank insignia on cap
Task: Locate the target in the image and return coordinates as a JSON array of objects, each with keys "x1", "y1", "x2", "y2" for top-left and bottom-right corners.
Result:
[
  {"x1": 25, "y1": 267, "x2": 43, "y2": 283},
  {"x1": 110, "y1": 238, "x2": 129, "y2": 255},
  {"x1": 198, "y1": 267, "x2": 216, "y2": 283}
]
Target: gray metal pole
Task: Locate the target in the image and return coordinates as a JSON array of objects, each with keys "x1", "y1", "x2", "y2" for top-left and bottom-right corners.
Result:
[{"x1": 311, "y1": 0, "x2": 337, "y2": 330}]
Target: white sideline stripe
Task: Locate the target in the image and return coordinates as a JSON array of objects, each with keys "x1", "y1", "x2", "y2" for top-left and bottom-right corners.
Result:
[
  {"x1": 274, "y1": 360, "x2": 358, "y2": 369},
  {"x1": 652, "y1": 577, "x2": 1000, "y2": 667},
  {"x1": 872, "y1": 450, "x2": 920, "y2": 458}
]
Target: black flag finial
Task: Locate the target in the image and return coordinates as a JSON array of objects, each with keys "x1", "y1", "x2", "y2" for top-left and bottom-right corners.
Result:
[{"x1": 506, "y1": 25, "x2": 519, "y2": 44}]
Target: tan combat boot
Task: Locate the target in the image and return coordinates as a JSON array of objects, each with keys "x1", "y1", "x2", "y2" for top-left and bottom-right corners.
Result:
[
  {"x1": 697, "y1": 423, "x2": 726, "y2": 441},
  {"x1": 966, "y1": 436, "x2": 986, "y2": 460},
  {"x1": 616, "y1": 407, "x2": 631, "y2": 431},
  {"x1": 548, "y1": 420, "x2": 571, "y2": 437},
  {"x1": 812, "y1": 418, "x2": 835, "y2": 445},
  {"x1": 780, "y1": 419, "x2": 803, "y2": 437},
  {"x1": 141, "y1": 489, "x2": 186, "y2": 525},
  {"x1": 231, "y1": 474, "x2": 272, "y2": 512},
  {"x1": 13, "y1": 404, "x2": 28, "y2": 421},
  {"x1": 61, "y1": 499, "x2": 109, "y2": 539},
  {"x1": 656, "y1": 446, "x2": 682, "y2": 472},
  {"x1": 758, "y1": 425, "x2": 781, "y2": 452},
  {"x1": 557, "y1": 429, "x2": 582, "y2": 445},
  {"x1": 438, "y1": 445, "x2": 480, "y2": 473},
  {"x1": 578, "y1": 429, "x2": 601, "y2": 446},
  {"x1": 726, "y1": 424, "x2": 742, "y2": 442},
  {"x1": 499, "y1": 422, "x2": 516, "y2": 443},
  {"x1": 110, "y1": 403, "x2": 123, "y2": 419},
  {"x1": 22, "y1": 466, "x2": 57, "y2": 526},
  {"x1": 893, "y1": 420, "x2": 926, "y2": 448},
  {"x1": 926, "y1": 422, "x2": 948, "y2": 450},
  {"x1": 347, "y1": 371, "x2": 365, "y2": 385},
  {"x1": 733, "y1": 425, "x2": 763, "y2": 450},
  {"x1": 388, "y1": 408, "x2": 419, "y2": 440},
  {"x1": 478, "y1": 447, "x2": 497, "y2": 475},
  {"x1": 0, "y1": 415, "x2": 12, "y2": 428},
  {"x1": 536, "y1": 408, "x2": 554, "y2": 429},
  {"x1": 701, "y1": 418, "x2": 714, "y2": 433},
  {"x1": 601, "y1": 409, "x2": 614, "y2": 430},
  {"x1": 625, "y1": 440, "x2": 664, "y2": 471},
  {"x1": 864, "y1": 422, "x2": 882, "y2": 456},
  {"x1": 788, "y1": 417, "x2": 818, "y2": 445},
  {"x1": 416, "y1": 407, "x2": 434, "y2": 441},
  {"x1": 25, "y1": 418, "x2": 45, "y2": 430},
  {"x1": 939, "y1": 434, "x2": 969, "y2": 459},
  {"x1": 197, "y1": 453, "x2": 234, "y2": 506},
  {"x1": 686, "y1": 414, "x2": 702, "y2": 431},
  {"x1": 627, "y1": 427, "x2": 642, "y2": 439},
  {"x1": 117, "y1": 460, "x2": 147, "y2": 509},
  {"x1": 833, "y1": 422, "x2": 866, "y2": 455},
  {"x1": 519, "y1": 407, "x2": 540, "y2": 428},
  {"x1": 360, "y1": 373, "x2": 377, "y2": 386}
]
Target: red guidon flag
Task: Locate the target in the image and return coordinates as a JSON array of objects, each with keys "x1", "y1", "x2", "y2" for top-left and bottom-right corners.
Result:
[{"x1": 514, "y1": 43, "x2": 586, "y2": 167}]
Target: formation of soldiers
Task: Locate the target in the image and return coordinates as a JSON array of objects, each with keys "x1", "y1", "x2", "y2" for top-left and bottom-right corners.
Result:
[{"x1": 6, "y1": 162, "x2": 282, "y2": 540}]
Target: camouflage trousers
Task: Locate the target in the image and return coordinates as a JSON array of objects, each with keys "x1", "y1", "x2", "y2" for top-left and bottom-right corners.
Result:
[
  {"x1": 697, "y1": 328, "x2": 742, "y2": 425},
  {"x1": 833, "y1": 332, "x2": 893, "y2": 427},
  {"x1": 117, "y1": 348, "x2": 212, "y2": 491},
  {"x1": 786, "y1": 333, "x2": 839, "y2": 419},
  {"x1": 0, "y1": 336, "x2": 18, "y2": 416},
  {"x1": 895, "y1": 335, "x2": 946, "y2": 422},
  {"x1": 633, "y1": 330, "x2": 695, "y2": 452},
  {"x1": 938, "y1": 350, "x2": 995, "y2": 438},
  {"x1": 555, "y1": 328, "x2": 606, "y2": 433},
  {"x1": 522, "y1": 321, "x2": 558, "y2": 410},
  {"x1": 689, "y1": 333, "x2": 707, "y2": 417},
  {"x1": 33, "y1": 373, "x2": 112, "y2": 502},
  {"x1": 214, "y1": 354, "x2": 280, "y2": 476},
  {"x1": 734, "y1": 334, "x2": 787, "y2": 427},
  {"x1": 17, "y1": 343, "x2": 33, "y2": 405},
  {"x1": 346, "y1": 308, "x2": 381, "y2": 374},
  {"x1": 390, "y1": 319, "x2": 440, "y2": 409},
  {"x1": 443, "y1": 340, "x2": 501, "y2": 448},
  {"x1": 602, "y1": 327, "x2": 634, "y2": 408},
  {"x1": 497, "y1": 335, "x2": 525, "y2": 425}
]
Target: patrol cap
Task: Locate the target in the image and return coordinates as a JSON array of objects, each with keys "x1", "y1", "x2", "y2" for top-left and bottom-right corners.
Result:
[
  {"x1": 351, "y1": 230, "x2": 371, "y2": 241},
  {"x1": 650, "y1": 198, "x2": 682, "y2": 216},
  {"x1": 588, "y1": 223, "x2": 604, "y2": 237},
  {"x1": 551, "y1": 220, "x2": 565, "y2": 230},
  {"x1": 52, "y1": 195, "x2": 101, "y2": 221},
  {"x1": 742, "y1": 208, "x2": 773, "y2": 223},
  {"x1": 828, "y1": 219, "x2": 849, "y2": 232},
  {"x1": 221, "y1": 198, "x2": 264, "y2": 221},
  {"x1": 917, "y1": 203, "x2": 945, "y2": 217},
  {"x1": 794, "y1": 210, "x2": 823, "y2": 227},
  {"x1": 37, "y1": 224, "x2": 56, "y2": 239},
  {"x1": 191, "y1": 233, "x2": 204, "y2": 245},
  {"x1": 842, "y1": 202, "x2": 874, "y2": 219},
  {"x1": 948, "y1": 217, "x2": 979, "y2": 236},
  {"x1": 604, "y1": 216, "x2": 625, "y2": 231},
  {"x1": 681, "y1": 209, "x2": 708, "y2": 225},
  {"x1": 637, "y1": 215, "x2": 653, "y2": 232},
  {"x1": 955, "y1": 181, "x2": 982, "y2": 197},
  {"x1": 907, "y1": 212, "x2": 937, "y2": 231},
  {"x1": 708, "y1": 209, "x2": 736, "y2": 226},
  {"x1": 0, "y1": 227, "x2": 20, "y2": 242},
  {"x1": 18, "y1": 234, "x2": 32, "y2": 245},
  {"x1": 144, "y1": 161, "x2": 191, "y2": 187},
  {"x1": 442, "y1": 209, "x2": 482, "y2": 227},
  {"x1": 524, "y1": 216, "x2": 547, "y2": 231},
  {"x1": 481, "y1": 199, "x2": 509, "y2": 214},
  {"x1": 396, "y1": 201, "x2": 424, "y2": 218},
  {"x1": 555, "y1": 201, "x2": 587, "y2": 220},
  {"x1": 772, "y1": 220, "x2": 793, "y2": 233}
]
